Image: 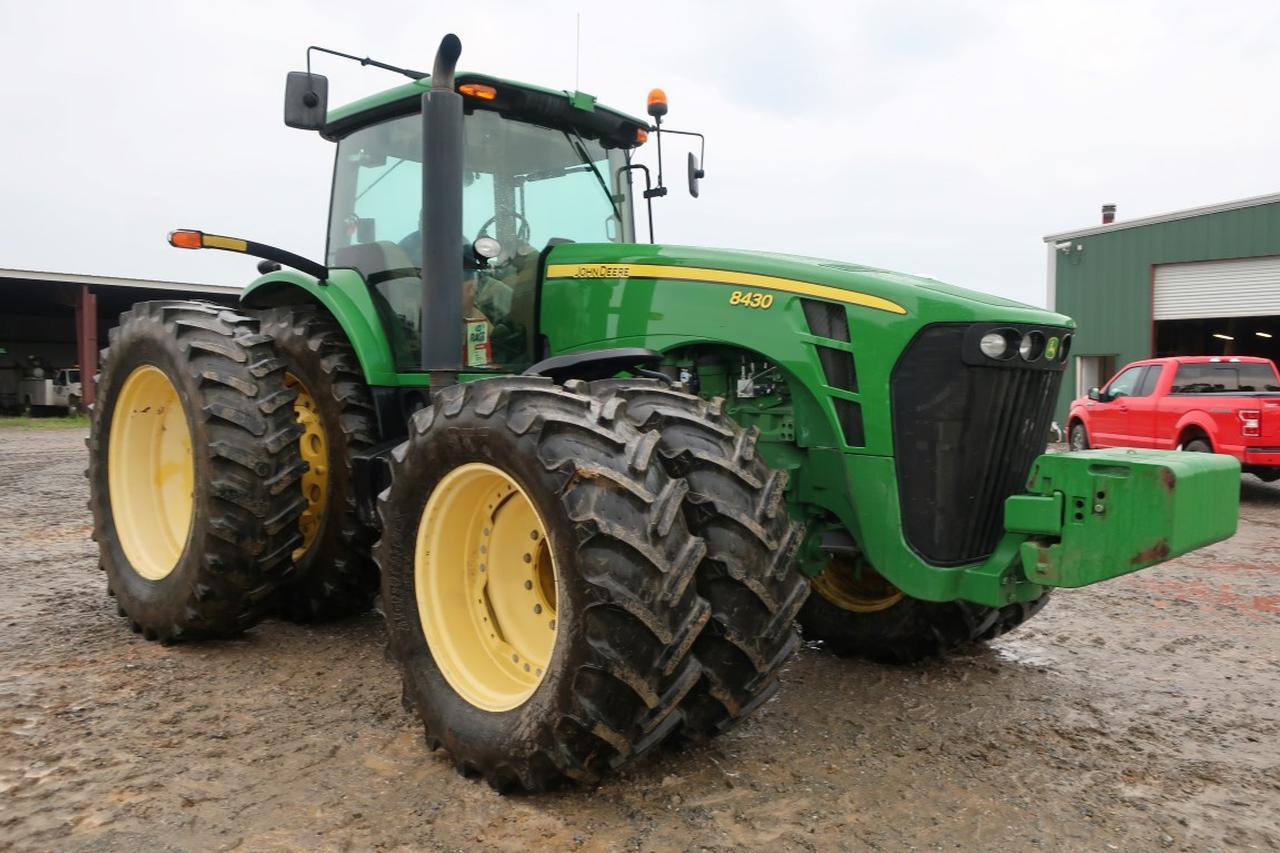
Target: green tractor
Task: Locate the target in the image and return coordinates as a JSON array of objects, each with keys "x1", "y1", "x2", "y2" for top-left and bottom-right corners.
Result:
[{"x1": 88, "y1": 35, "x2": 1240, "y2": 791}]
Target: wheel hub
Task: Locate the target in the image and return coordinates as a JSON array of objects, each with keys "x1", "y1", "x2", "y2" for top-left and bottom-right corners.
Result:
[
  {"x1": 107, "y1": 365, "x2": 194, "y2": 580},
  {"x1": 811, "y1": 555, "x2": 904, "y2": 613},
  {"x1": 286, "y1": 373, "x2": 329, "y2": 560},
  {"x1": 415, "y1": 463, "x2": 558, "y2": 712}
]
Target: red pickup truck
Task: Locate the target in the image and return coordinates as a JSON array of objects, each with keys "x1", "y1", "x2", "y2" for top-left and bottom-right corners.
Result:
[{"x1": 1067, "y1": 355, "x2": 1280, "y2": 482}]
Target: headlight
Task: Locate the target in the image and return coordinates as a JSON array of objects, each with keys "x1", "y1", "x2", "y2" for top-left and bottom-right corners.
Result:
[
  {"x1": 1019, "y1": 331, "x2": 1045, "y2": 362},
  {"x1": 979, "y1": 331, "x2": 1010, "y2": 360},
  {"x1": 1058, "y1": 334, "x2": 1072, "y2": 362}
]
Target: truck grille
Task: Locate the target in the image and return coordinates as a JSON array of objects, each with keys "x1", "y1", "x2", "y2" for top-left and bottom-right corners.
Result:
[{"x1": 890, "y1": 324, "x2": 1066, "y2": 566}]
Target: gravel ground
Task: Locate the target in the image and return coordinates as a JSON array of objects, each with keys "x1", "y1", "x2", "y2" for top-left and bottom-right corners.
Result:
[{"x1": 1, "y1": 426, "x2": 1278, "y2": 852}]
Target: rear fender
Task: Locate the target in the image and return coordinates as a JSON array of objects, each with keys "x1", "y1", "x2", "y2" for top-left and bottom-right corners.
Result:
[
  {"x1": 240, "y1": 269, "x2": 398, "y2": 384},
  {"x1": 1173, "y1": 410, "x2": 1218, "y2": 449}
]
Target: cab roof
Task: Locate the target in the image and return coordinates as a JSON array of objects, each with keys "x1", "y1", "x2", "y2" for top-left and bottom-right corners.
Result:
[
  {"x1": 322, "y1": 72, "x2": 649, "y2": 151},
  {"x1": 1137, "y1": 355, "x2": 1276, "y2": 366}
]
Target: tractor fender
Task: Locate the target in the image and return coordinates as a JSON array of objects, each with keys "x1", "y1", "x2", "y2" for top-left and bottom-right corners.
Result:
[{"x1": 240, "y1": 269, "x2": 400, "y2": 385}]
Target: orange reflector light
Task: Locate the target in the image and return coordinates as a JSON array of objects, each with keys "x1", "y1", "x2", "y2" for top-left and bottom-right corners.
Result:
[
  {"x1": 169, "y1": 229, "x2": 204, "y2": 249},
  {"x1": 458, "y1": 83, "x2": 497, "y2": 100},
  {"x1": 635, "y1": 128, "x2": 648, "y2": 144}
]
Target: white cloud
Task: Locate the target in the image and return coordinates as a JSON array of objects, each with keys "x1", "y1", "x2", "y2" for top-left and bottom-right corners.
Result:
[{"x1": 1, "y1": 0, "x2": 1276, "y2": 306}]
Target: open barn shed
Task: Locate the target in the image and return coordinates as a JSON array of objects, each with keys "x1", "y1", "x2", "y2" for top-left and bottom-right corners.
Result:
[{"x1": 0, "y1": 269, "x2": 237, "y2": 411}]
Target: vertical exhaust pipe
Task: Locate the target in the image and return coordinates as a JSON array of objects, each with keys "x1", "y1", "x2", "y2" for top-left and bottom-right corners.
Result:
[{"x1": 421, "y1": 34, "x2": 464, "y2": 381}]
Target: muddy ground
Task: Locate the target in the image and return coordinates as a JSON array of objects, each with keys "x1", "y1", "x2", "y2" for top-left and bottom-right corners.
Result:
[{"x1": 1, "y1": 426, "x2": 1277, "y2": 852}]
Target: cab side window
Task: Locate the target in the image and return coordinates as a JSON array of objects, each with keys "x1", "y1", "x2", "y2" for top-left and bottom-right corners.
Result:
[
  {"x1": 1105, "y1": 365, "x2": 1147, "y2": 399},
  {"x1": 1135, "y1": 365, "x2": 1162, "y2": 397}
]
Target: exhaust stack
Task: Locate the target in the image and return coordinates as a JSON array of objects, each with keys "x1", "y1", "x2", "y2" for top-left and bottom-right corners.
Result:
[
  {"x1": 421, "y1": 34, "x2": 464, "y2": 381},
  {"x1": 1101, "y1": 203, "x2": 1116, "y2": 225}
]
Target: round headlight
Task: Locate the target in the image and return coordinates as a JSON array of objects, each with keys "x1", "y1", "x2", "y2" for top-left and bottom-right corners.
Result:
[
  {"x1": 473, "y1": 235, "x2": 502, "y2": 260},
  {"x1": 1019, "y1": 331, "x2": 1045, "y2": 362},
  {"x1": 979, "y1": 331, "x2": 1009, "y2": 359},
  {"x1": 1058, "y1": 333, "x2": 1073, "y2": 362}
]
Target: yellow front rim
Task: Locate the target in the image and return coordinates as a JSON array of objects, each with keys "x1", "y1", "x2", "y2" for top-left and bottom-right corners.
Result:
[
  {"x1": 286, "y1": 373, "x2": 329, "y2": 560},
  {"x1": 415, "y1": 463, "x2": 559, "y2": 712},
  {"x1": 811, "y1": 556, "x2": 904, "y2": 613},
  {"x1": 107, "y1": 365, "x2": 194, "y2": 581}
]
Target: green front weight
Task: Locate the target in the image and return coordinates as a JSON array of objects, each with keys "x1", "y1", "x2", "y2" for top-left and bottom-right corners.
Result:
[{"x1": 1006, "y1": 449, "x2": 1240, "y2": 588}]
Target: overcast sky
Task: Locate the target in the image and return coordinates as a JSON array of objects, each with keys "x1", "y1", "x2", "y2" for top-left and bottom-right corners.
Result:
[{"x1": 2, "y1": 0, "x2": 1277, "y2": 306}]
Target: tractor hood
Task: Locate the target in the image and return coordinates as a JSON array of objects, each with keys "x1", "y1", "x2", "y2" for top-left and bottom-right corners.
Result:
[{"x1": 545, "y1": 243, "x2": 1073, "y2": 328}]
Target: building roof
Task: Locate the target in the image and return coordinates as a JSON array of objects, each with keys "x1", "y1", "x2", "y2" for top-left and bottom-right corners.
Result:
[
  {"x1": 1043, "y1": 190, "x2": 1280, "y2": 243},
  {"x1": 0, "y1": 268, "x2": 238, "y2": 295}
]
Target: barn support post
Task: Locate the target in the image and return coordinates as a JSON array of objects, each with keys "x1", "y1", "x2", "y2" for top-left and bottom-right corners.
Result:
[{"x1": 74, "y1": 285, "x2": 97, "y2": 407}]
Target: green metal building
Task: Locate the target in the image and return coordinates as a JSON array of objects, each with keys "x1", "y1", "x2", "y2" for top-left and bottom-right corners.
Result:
[{"x1": 1044, "y1": 192, "x2": 1280, "y2": 423}]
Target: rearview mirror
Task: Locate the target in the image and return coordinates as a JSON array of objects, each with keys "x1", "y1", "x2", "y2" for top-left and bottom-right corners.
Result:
[
  {"x1": 687, "y1": 152, "x2": 705, "y2": 198},
  {"x1": 284, "y1": 71, "x2": 329, "y2": 130}
]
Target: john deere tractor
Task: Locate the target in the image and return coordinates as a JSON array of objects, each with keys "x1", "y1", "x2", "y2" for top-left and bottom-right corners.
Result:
[{"x1": 88, "y1": 35, "x2": 1240, "y2": 791}]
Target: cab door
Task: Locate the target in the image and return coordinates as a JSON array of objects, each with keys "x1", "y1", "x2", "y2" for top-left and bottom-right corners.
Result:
[
  {"x1": 1088, "y1": 364, "x2": 1149, "y2": 447},
  {"x1": 1119, "y1": 364, "x2": 1163, "y2": 448}
]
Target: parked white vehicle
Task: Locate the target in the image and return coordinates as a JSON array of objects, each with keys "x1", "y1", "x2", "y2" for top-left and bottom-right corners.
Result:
[{"x1": 19, "y1": 368, "x2": 82, "y2": 413}]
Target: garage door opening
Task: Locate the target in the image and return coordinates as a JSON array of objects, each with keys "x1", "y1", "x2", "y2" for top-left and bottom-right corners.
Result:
[
  {"x1": 1155, "y1": 316, "x2": 1280, "y2": 363},
  {"x1": 1153, "y1": 255, "x2": 1280, "y2": 364}
]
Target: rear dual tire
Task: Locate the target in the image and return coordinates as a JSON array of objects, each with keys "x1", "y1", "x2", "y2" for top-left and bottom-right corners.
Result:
[
  {"x1": 376, "y1": 378, "x2": 712, "y2": 791},
  {"x1": 582, "y1": 379, "x2": 808, "y2": 736},
  {"x1": 89, "y1": 301, "x2": 306, "y2": 642},
  {"x1": 375, "y1": 377, "x2": 807, "y2": 791},
  {"x1": 258, "y1": 305, "x2": 380, "y2": 622}
]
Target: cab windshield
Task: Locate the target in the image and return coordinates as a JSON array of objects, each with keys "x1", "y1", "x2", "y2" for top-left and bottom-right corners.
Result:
[{"x1": 327, "y1": 107, "x2": 633, "y2": 371}]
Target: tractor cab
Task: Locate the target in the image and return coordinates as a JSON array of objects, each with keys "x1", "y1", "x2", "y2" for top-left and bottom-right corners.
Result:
[{"x1": 322, "y1": 80, "x2": 643, "y2": 371}]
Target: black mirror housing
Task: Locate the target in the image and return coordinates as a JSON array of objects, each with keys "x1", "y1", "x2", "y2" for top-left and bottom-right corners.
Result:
[
  {"x1": 284, "y1": 71, "x2": 329, "y2": 130},
  {"x1": 687, "y1": 151, "x2": 705, "y2": 198}
]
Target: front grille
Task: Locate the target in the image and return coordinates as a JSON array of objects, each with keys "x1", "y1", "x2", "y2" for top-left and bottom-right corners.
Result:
[{"x1": 891, "y1": 324, "x2": 1065, "y2": 566}]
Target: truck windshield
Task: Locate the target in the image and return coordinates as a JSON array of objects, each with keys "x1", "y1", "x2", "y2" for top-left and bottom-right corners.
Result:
[
  {"x1": 326, "y1": 108, "x2": 633, "y2": 372},
  {"x1": 1170, "y1": 362, "x2": 1280, "y2": 393}
]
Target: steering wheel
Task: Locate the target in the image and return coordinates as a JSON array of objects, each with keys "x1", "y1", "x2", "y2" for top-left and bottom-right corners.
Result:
[{"x1": 474, "y1": 213, "x2": 531, "y2": 245}]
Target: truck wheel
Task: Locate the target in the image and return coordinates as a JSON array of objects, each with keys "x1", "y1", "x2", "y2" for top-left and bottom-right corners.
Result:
[
  {"x1": 88, "y1": 301, "x2": 306, "y2": 642},
  {"x1": 800, "y1": 555, "x2": 1052, "y2": 664},
  {"x1": 1184, "y1": 438, "x2": 1212, "y2": 453},
  {"x1": 375, "y1": 378, "x2": 710, "y2": 791},
  {"x1": 1069, "y1": 421, "x2": 1089, "y2": 450},
  {"x1": 258, "y1": 306, "x2": 380, "y2": 621},
  {"x1": 584, "y1": 379, "x2": 806, "y2": 737}
]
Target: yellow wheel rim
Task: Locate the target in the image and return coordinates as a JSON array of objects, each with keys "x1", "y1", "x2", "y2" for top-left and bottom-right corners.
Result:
[
  {"x1": 811, "y1": 556, "x2": 904, "y2": 613},
  {"x1": 286, "y1": 373, "x2": 329, "y2": 560},
  {"x1": 107, "y1": 365, "x2": 194, "y2": 581},
  {"x1": 415, "y1": 463, "x2": 559, "y2": 712}
]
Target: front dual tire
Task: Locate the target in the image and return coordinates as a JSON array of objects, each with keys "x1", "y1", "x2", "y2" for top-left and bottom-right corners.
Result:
[{"x1": 800, "y1": 555, "x2": 1052, "y2": 664}]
